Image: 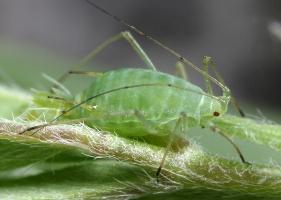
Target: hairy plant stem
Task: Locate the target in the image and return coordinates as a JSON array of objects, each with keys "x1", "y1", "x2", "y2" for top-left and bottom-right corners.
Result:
[
  {"x1": 1, "y1": 120, "x2": 281, "y2": 198},
  {"x1": 212, "y1": 115, "x2": 281, "y2": 152}
]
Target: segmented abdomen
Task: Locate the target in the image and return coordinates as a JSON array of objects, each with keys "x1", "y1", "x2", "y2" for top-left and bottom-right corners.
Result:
[{"x1": 80, "y1": 68, "x2": 218, "y2": 136}]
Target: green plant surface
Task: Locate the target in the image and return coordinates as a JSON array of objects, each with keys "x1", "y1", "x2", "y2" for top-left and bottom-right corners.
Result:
[
  {"x1": 1, "y1": 119, "x2": 281, "y2": 199},
  {"x1": 212, "y1": 115, "x2": 281, "y2": 152}
]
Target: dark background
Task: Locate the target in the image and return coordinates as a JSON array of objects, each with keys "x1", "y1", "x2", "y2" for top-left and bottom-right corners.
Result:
[{"x1": 0, "y1": 0, "x2": 281, "y2": 113}]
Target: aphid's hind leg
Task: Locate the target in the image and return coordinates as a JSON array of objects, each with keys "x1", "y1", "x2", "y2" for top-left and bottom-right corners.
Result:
[
  {"x1": 134, "y1": 110, "x2": 189, "y2": 150},
  {"x1": 202, "y1": 56, "x2": 245, "y2": 117},
  {"x1": 175, "y1": 60, "x2": 188, "y2": 80},
  {"x1": 210, "y1": 126, "x2": 250, "y2": 165},
  {"x1": 121, "y1": 31, "x2": 156, "y2": 70},
  {"x1": 54, "y1": 31, "x2": 156, "y2": 89},
  {"x1": 156, "y1": 112, "x2": 188, "y2": 182},
  {"x1": 134, "y1": 110, "x2": 158, "y2": 134}
]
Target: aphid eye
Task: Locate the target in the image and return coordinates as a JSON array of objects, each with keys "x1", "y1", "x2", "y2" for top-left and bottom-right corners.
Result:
[{"x1": 213, "y1": 111, "x2": 220, "y2": 117}]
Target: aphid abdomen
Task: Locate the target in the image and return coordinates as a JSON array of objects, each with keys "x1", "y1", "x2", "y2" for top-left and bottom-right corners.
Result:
[{"x1": 80, "y1": 68, "x2": 221, "y2": 136}]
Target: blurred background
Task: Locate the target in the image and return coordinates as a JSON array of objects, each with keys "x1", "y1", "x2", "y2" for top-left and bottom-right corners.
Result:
[
  {"x1": 0, "y1": 0, "x2": 281, "y2": 111},
  {"x1": 0, "y1": 0, "x2": 281, "y2": 165}
]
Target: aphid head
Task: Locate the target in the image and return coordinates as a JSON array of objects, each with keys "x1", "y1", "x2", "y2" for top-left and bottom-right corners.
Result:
[{"x1": 207, "y1": 95, "x2": 229, "y2": 118}]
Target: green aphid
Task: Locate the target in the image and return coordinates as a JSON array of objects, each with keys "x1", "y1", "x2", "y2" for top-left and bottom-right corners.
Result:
[{"x1": 21, "y1": 2, "x2": 249, "y2": 180}]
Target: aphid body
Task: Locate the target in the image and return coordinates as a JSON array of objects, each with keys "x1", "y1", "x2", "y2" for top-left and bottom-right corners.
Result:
[
  {"x1": 22, "y1": 2, "x2": 249, "y2": 178},
  {"x1": 78, "y1": 68, "x2": 226, "y2": 138}
]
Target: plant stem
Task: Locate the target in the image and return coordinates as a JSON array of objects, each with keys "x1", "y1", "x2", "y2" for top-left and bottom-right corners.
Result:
[
  {"x1": 1, "y1": 120, "x2": 281, "y2": 198},
  {"x1": 212, "y1": 115, "x2": 281, "y2": 152}
]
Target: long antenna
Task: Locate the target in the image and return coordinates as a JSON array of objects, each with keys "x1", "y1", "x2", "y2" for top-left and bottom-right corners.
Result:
[
  {"x1": 19, "y1": 83, "x2": 220, "y2": 135},
  {"x1": 86, "y1": 0, "x2": 230, "y2": 98}
]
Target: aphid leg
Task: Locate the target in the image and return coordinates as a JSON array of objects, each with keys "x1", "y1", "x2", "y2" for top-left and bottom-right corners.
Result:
[
  {"x1": 156, "y1": 112, "x2": 187, "y2": 182},
  {"x1": 202, "y1": 56, "x2": 214, "y2": 95},
  {"x1": 202, "y1": 56, "x2": 245, "y2": 117},
  {"x1": 121, "y1": 31, "x2": 157, "y2": 71},
  {"x1": 50, "y1": 70, "x2": 102, "y2": 94},
  {"x1": 134, "y1": 110, "x2": 157, "y2": 134},
  {"x1": 68, "y1": 71, "x2": 103, "y2": 77},
  {"x1": 47, "y1": 95, "x2": 86, "y2": 109},
  {"x1": 47, "y1": 95, "x2": 69, "y2": 101},
  {"x1": 54, "y1": 31, "x2": 156, "y2": 90},
  {"x1": 175, "y1": 60, "x2": 188, "y2": 80},
  {"x1": 210, "y1": 126, "x2": 251, "y2": 165},
  {"x1": 134, "y1": 110, "x2": 189, "y2": 150}
]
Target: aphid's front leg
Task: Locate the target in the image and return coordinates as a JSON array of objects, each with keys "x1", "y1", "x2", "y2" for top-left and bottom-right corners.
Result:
[
  {"x1": 49, "y1": 70, "x2": 102, "y2": 93},
  {"x1": 202, "y1": 56, "x2": 245, "y2": 117},
  {"x1": 67, "y1": 71, "x2": 103, "y2": 78},
  {"x1": 156, "y1": 112, "x2": 188, "y2": 182},
  {"x1": 209, "y1": 126, "x2": 250, "y2": 165},
  {"x1": 175, "y1": 60, "x2": 188, "y2": 80},
  {"x1": 55, "y1": 31, "x2": 156, "y2": 88},
  {"x1": 46, "y1": 95, "x2": 96, "y2": 112}
]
